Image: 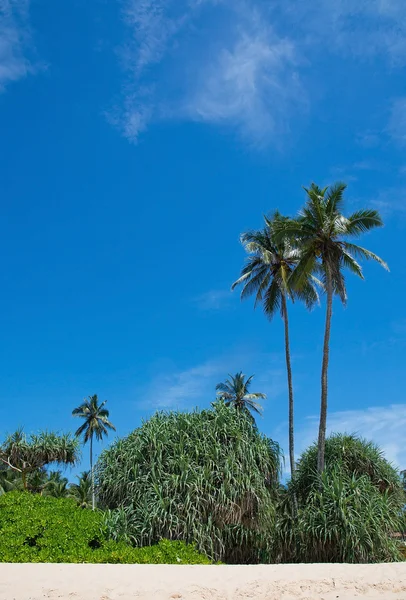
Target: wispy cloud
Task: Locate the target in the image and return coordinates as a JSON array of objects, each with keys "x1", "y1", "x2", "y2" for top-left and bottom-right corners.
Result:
[
  {"x1": 193, "y1": 289, "x2": 232, "y2": 311},
  {"x1": 112, "y1": 0, "x2": 304, "y2": 145},
  {"x1": 139, "y1": 349, "x2": 286, "y2": 410},
  {"x1": 287, "y1": 0, "x2": 406, "y2": 64},
  {"x1": 295, "y1": 404, "x2": 406, "y2": 470},
  {"x1": 0, "y1": 0, "x2": 33, "y2": 91},
  {"x1": 112, "y1": 0, "x2": 406, "y2": 145}
]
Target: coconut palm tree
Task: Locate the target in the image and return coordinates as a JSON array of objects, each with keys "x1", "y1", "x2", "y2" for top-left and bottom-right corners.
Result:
[
  {"x1": 275, "y1": 182, "x2": 388, "y2": 474},
  {"x1": 216, "y1": 372, "x2": 266, "y2": 419},
  {"x1": 72, "y1": 395, "x2": 116, "y2": 510},
  {"x1": 232, "y1": 213, "x2": 318, "y2": 477},
  {"x1": 69, "y1": 471, "x2": 92, "y2": 508},
  {"x1": 0, "y1": 430, "x2": 79, "y2": 490},
  {"x1": 43, "y1": 471, "x2": 69, "y2": 498}
]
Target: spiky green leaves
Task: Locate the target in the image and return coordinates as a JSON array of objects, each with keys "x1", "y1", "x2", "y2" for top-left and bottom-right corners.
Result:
[{"x1": 96, "y1": 402, "x2": 282, "y2": 563}]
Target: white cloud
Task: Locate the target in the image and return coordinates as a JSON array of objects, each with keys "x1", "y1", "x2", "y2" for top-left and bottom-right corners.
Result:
[
  {"x1": 0, "y1": 0, "x2": 32, "y2": 91},
  {"x1": 184, "y1": 20, "x2": 302, "y2": 145},
  {"x1": 113, "y1": 0, "x2": 304, "y2": 145},
  {"x1": 295, "y1": 404, "x2": 406, "y2": 470},
  {"x1": 139, "y1": 350, "x2": 286, "y2": 410},
  {"x1": 112, "y1": 0, "x2": 406, "y2": 144}
]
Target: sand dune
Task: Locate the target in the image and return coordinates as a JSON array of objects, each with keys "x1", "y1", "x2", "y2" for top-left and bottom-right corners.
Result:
[{"x1": 1, "y1": 562, "x2": 406, "y2": 599}]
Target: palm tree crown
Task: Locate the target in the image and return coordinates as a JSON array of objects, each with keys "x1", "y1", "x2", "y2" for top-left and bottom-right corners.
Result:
[
  {"x1": 276, "y1": 183, "x2": 388, "y2": 301},
  {"x1": 275, "y1": 182, "x2": 388, "y2": 474},
  {"x1": 72, "y1": 395, "x2": 115, "y2": 443},
  {"x1": 216, "y1": 372, "x2": 265, "y2": 417},
  {"x1": 232, "y1": 212, "x2": 318, "y2": 318},
  {"x1": 232, "y1": 213, "x2": 319, "y2": 479}
]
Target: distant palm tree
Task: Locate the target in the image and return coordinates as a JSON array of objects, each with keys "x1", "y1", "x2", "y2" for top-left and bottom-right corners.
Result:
[
  {"x1": 44, "y1": 471, "x2": 69, "y2": 498},
  {"x1": 275, "y1": 183, "x2": 388, "y2": 474},
  {"x1": 232, "y1": 213, "x2": 318, "y2": 477},
  {"x1": 216, "y1": 372, "x2": 265, "y2": 419},
  {"x1": 69, "y1": 471, "x2": 92, "y2": 508},
  {"x1": 72, "y1": 395, "x2": 116, "y2": 510}
]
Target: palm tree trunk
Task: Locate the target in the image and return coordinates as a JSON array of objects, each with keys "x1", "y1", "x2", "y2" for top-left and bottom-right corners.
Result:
[
  {"x1": 281, "y1": 293, "x2": 295, "y2": 477},
  {"x1": 317, "y1": 267, "x2": 333, "y2": 474},
  {"x1": 90, "y1": 435, "x2": 95, "y2": 510},
  {"x1": 22, "y1": 470, "x2": 27, "y2": 491}
]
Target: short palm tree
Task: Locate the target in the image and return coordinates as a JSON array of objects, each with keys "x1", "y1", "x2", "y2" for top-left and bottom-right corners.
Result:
[
  {"x1": 44, "y1": 471, "x2": 69, "y2": 498},
  {"x1": 216, "y1": 372, "x2": 265, "y2": 419},
  {"x1": 232, "y1": 213, "x2": 318, "y2": 476},
  {"x1": 275, "y1": 183, "x2": 388, "y2": 474},
  {"x1": 72, "y1": 395, "x2": 116, "y2": 510}
]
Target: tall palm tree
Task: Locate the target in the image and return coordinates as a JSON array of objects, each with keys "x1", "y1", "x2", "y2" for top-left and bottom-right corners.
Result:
[
  {"x1": 275, "y1": 182, "x2": 388, "y2": 474},
  {"x1": 216, "y1": 372, "x2": 266, "y2": 419},
  {"x1": 232, "y1": 214, "x2": 318, "y2": 477},
  {"x1": 72, "y1": 395, "x2": 116, "y2": 510}
]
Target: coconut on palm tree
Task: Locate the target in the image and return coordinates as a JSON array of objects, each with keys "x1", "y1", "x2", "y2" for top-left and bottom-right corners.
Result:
[
  {"x1": 232, "y1": 213, "x2": 318, "y2": 476},
  {"x1": 72, "y1": 395, "x2": 116, "y2": 510},
  {"x1": 216, "y1": 372, "x2": 265, "y2": 420},
  {"x1": 275, "y1": 183, "x2": 388, "y2": 474}
]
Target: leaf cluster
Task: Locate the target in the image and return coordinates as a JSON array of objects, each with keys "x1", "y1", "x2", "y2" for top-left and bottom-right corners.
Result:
[
  {"x1": 96, "y1": 401, "x2": 282, "y2": 563},
  {"x1": 0, "y1": 492, "x2": 211, "y2": 564}
]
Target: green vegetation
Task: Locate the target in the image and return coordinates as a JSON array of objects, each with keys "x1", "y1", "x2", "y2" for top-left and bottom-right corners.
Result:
[
  {"x1": 0, "y1": 430, "x2": 79, "y2": 491},
  {"x1": 96, "y1": 401, "x2": 281, "y2": 563},
  {"x1": 0, "y1": 492, "x2": 211, "y2": 564},
  {"x1": 72, "y1": 395, "x2": 116, "y2": 510},
  {"x1": 232, "y1": 212, "x2": 319, "y2": 477},
  {"x1": 215, "y1": 372, "x2": 265, "y2": 418},
  {"x1": 276, "y1": 435, "x2": 404, "y2": 563},
  {"x1": 273, "y1": 183, "x2": 388, "y2": 474},
  {"x1": 0, "y1": 181, "x2": 401, "y2": 565}
]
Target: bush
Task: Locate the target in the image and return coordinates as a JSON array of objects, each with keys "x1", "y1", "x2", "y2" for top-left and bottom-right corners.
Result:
[
  {"x1": 0, "y1": 492, "x2": 211, "y2": 564},
  {"x1": 276, "y1": 434, "x2": 405, "y2": 563},
  {"x1": 291, "y1": 433, "x2": 403, "y2": 504},
  {"x1": 96, "y1": 401, "x2": 282, "y2": 563}
]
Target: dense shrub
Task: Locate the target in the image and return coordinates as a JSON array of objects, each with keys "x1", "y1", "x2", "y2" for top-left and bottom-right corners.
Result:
[
  {"x1": 0, "y1": 492, "x2": 210, "y2": 564},
  {"x1": 291, "y1": 433, "x2": 403, "y2": 504},
  {"x1": 96, "y1": 401, "x2": 282, "y2": 563},
  {"x1": 276, "y1": 434, "x2": 404, "y2": 563}
]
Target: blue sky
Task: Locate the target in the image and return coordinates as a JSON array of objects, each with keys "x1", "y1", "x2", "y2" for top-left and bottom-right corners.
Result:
[{"x1": 1, "y1": 0, "x2": 406, "y2": 478}]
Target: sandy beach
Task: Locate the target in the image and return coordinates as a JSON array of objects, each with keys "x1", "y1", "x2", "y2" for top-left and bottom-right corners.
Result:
[{"x1": 0, "y1": 563, "x2": 406, "y2": 600}]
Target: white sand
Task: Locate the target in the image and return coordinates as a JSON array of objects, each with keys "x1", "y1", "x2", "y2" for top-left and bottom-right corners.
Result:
[{"x1": 0, "y1": 562, "x2": 406, "y2": 599}]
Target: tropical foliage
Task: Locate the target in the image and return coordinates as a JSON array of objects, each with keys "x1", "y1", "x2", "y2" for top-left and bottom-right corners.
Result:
[
  {"x1": 232, "y1": 213, "x2": 318, "y2": 476},
  {"x1": 96, "y1": 401, "x2": 281, "y2": 563},
  {"x1": 0, "y1": 181, "x2": 400, "y2": 566},
  {"x1": 72, "y1": 395, "x2": 116, "y2": 509},
  {"x1": 276, "y1": 435, "x2": 404, "y2": 563},
  {"x1": 0, "y1": 430, "x2": 79, "y2": 490},
  {"x1": 215, "y1": 372, "x2": 265, "y2": 418},
  {"x1": 274, "y1": 183, "x2": 387, "y2": 474},
  {"x1": 0, "y1": 492, "x2": 211, "y2": 564}
]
